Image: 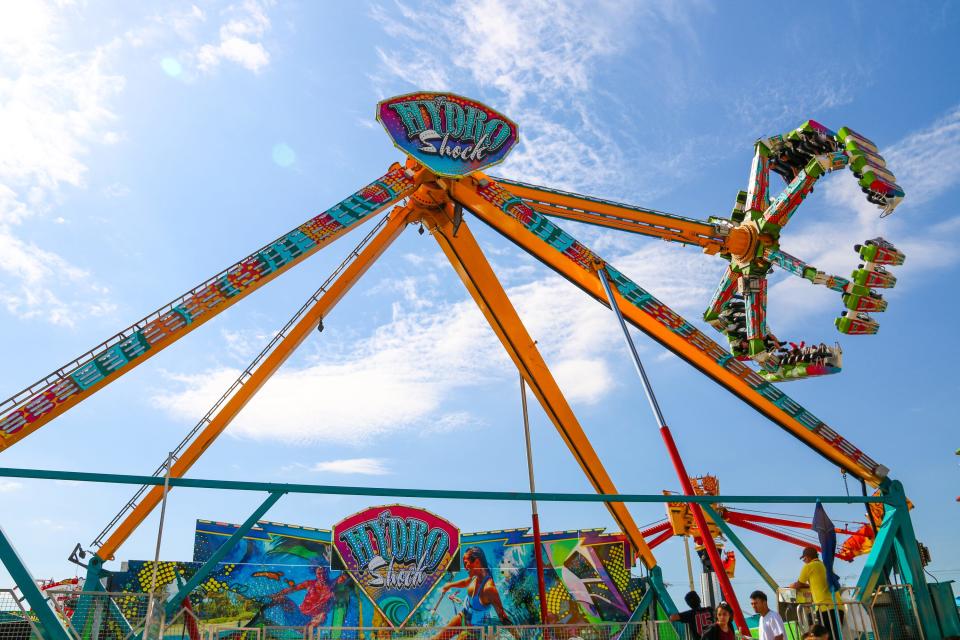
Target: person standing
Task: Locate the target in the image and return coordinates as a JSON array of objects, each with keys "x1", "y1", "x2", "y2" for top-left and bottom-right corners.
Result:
[
  {"x1": 700, "y1": 602, "x2": 750, "y2": 640},
  {"x1": 668, "y1": 590, "x2": 714, "y2": 639},
  {"x1": 749, "y1": 590, "x2": 785, "y2": 640},
  {"x1": 790, "y1": 547, "x2": 843, "y2": 638}
]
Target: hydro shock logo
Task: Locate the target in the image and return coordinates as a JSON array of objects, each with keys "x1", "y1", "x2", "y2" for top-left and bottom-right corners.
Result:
[
  {"x1": 333, "y1": 505, "x2": 459, "y2": 627},
  {"x1": 377, "y1": 92, "x2": 519, "y2": 177}
]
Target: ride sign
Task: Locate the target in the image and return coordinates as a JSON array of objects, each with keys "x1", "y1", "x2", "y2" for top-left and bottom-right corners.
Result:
[
  {"x1": 333, "y1": 504, "x2": 460, "y2": 627},
  {"x1": 377, "y1": 92, "x2": 519, "y2": 177}
]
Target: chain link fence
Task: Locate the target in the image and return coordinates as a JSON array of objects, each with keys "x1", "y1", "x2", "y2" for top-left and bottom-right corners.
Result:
[
  {"x1": 0, "y1": 584, "x2": 938, "y2": 640},
  {"x1": 777, "y1": 584, "x2": 925, "y2": 640},
  {"x1": 0, "y1": 589, "x2": 41, "y2": 640}
]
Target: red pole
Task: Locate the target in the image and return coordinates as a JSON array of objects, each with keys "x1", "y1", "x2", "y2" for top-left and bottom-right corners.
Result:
[
  {"x1": 727, "y1": 510, "x2": 863, "y2": 536},
  {"x1": 530, "y1": 512, "x2": 550, "y2": 623},
  {"x1": 659, "y1": 426, "x2": 750, "y2": 633},
  {"x1": 598, "y1": 269, "x2": 749, "y2": 636},
  {"x1": 519, "y1": 375, "x2": 550, "y2": 625}
]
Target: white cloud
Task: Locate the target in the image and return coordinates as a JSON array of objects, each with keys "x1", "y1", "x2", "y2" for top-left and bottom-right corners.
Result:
[
  {"x1": 0, "y1": 480, "x2": 23, "y2": 493},
  {"x1": 151, "y1": 232, "x2": 718, "y2": 445},
  {"x1": 311, "y1": 458, "x2": 391, "y2": 475},
  {"x1": 195, "y1": 0, "x2": 272, "y2": 74},
  {"x1": 370, "y1": 0, "x2": 711, "y2": 200},
  {"x1": 0, "y1": 0, "x2": 122, "y2": 325}
]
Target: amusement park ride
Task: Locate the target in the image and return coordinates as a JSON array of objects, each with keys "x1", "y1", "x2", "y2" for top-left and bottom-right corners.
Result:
[{"x1": 0, "y1": 91, "x2": 955, "y2": 638}]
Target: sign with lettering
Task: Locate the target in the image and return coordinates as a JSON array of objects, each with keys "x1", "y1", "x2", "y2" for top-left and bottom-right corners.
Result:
[
  {"x1": 332, "y1": 504, "x2": 460, "y2": 627},
  {"x1": 377, "y1": 92, "x2": 519, "y2": 177}
]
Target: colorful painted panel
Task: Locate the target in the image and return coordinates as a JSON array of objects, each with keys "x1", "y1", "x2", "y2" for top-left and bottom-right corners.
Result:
[
  {"x1": 332, "y1": 505, "x2": 459, "y2": 627},
  {"x1": 377, "y1": 92, "x2": 518, "y2": 177},
  {"x1": 108, "y1": 509, "x2": 647, "y2": 629}
]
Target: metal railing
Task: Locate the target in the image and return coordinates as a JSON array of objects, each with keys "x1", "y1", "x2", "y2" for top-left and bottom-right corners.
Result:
[
  {"x1": 200, "y1": 623, "x2": 683, "y2": 640},
  {"x1": 777, "y1": 584, "x2": 924, "y2": 640}
]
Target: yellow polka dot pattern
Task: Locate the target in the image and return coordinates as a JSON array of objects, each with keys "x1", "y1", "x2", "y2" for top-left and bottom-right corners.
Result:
[
  {"x1": 545, "y1": 583, "x2": 568, "y2": 615},
  {"x1": 605, "y1": 544, "x2": 629, "y2": 590},
  {"x1": 134, "y1": 562, "x2": 178, "y2": 591},
  {"x1": 200, "y1": 577, "x2": 229, "y2": 593}
]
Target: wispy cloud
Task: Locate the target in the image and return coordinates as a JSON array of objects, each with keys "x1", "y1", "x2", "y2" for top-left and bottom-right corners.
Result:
[
  {"x1": 730, "y1": 72, "x2": 859, "y2": 136},
  {"x1": 311, "y1": 458, "x2": 391, "y2": 475},
  {"x1": 370, "y1": 0, "x2": 713, "y2": 200},
  {"x1": 150, "y1": 233, "x2": 715, "y2": 445},
  {"x1": 195, "y1": 0, "x2": 273, "y2": 74},
  {"x1": 0, "y1": 480, "x2": 23, "y2": 493},
  {"x1": 125, "y1": 1, "x2": 274, "y2": 77},
  {"x1": 0, "y1": 1, "x2": 121, "y2": 325}
]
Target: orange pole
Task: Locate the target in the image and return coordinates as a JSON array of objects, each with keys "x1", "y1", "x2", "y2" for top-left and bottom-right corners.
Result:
[
  {"x1": 96, "y1": 206, "x2": 412, "y2": 561},
  {"x1": 494, "y1": 177, "x2": 725, "y2": 251},
  {"x1": 420, "y1": 204, "x2": 658, "y2": 569}
]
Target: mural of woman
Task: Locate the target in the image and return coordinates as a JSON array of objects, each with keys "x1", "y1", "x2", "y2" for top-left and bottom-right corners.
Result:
[
  {"x1": 432, "y1": 547, "x2": 515, "y2": 639},
  {"x1": 270, "y1": 565, "x2": 348, "y2": 631}
]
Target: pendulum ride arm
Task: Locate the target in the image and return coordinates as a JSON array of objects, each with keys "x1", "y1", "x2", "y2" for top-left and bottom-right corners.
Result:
[
  {"x1": 0, "y1": 165, "x2": 417, "y2": 451},
  {"x1": 93, "y1": 206, "x2": 412, "y2": 562},
  {"x1": 493, "y1": 177, "x2": 728, "y2": 253},
  {"x1": 448, "y1": 174, "x2": 890, "y2": 488},
  {"x1": 417, "y1": 201, "x2": 658, "y2": 569}
]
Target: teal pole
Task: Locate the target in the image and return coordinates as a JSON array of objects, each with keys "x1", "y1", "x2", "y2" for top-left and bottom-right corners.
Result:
[
  {"x1": 0, "y1": 467, "x2": 888, "y2": 505},
  {"x1": 702, "y1": 505, "x2": 779, "y2": 593},
  {"x1": 0, "y1": 524, "x2": 70, "y2": 640},
  {"x1": 855, "y1": 504, "x2": 899, "y2": 600},
  {"x1": 885, "y1": 481, "x2": 943, "y2": 639},
  {"x1": 648, "y1": 566, "x2": 678, "y2": 616},
  {"x1": 164, "y1": 491, "x2": 283, "y2": 618}
]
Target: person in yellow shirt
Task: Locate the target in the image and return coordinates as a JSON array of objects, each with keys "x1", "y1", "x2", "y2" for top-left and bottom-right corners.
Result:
[{"x1": 790, "y1": 547, "x2": 843, "y2": 639}]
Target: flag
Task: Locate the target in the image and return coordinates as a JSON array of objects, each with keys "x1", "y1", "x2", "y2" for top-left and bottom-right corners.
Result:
[{"x1": 812, "y1": 501, "x2": 842, "y2": 591}]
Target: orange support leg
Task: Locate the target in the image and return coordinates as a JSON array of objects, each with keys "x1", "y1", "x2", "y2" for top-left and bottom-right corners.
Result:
[
  {"x1": 420, "y1": 205, "x2": 658, "y2": 569},
  {"x1": 96, "y1": 206, "x2": 413, "y2": 561}
]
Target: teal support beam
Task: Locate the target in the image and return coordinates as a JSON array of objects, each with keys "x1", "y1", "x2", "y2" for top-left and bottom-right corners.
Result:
[
  {"x1": 164, "y1": 491, "x2": 284, "y2": 618},
  {"x1": 702, "y1": 505, "x2": 779, "y2": 594},
  {"x1": 648, "y1": 566, "x2": 678, "y2": 616},
  {"x1": 630, "y1": 586, "x2": 654, "y2": 622},
  {"x1": 855, "y1": 504, "x2": 899, "y2": 600},
  {"x1": 0, "y1": 467, "x2": 888, "y2": 505},
  {"x1": 0, "y1": 524, "x2": 71, "y2": 640},
  {"x1": 71, "y1": 556, "x2": 133, "y2": 640},
  {"x1": 885, "y1": 481, "x2": 942, "y2": 639}
]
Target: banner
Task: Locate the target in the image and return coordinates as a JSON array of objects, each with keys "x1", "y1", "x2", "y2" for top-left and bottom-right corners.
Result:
[
  {"x1": 333, "y1": 504, "x2": 459, "y2": 626},
  {"x1": 377, "y1": 92, "x2": 519, "y2": 177}
]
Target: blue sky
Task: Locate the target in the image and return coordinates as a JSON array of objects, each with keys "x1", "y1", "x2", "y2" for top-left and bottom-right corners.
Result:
[{"x1": 0, "y1": 0, "x2": 958, "y2": 607}]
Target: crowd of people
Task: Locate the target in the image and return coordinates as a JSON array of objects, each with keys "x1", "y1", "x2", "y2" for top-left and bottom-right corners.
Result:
[{"x1": 667, "y1": 546, "x2": 844, "y2": 639}]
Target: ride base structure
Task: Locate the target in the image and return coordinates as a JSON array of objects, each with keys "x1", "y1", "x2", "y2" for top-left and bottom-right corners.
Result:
[{"x1": 0, "y1": 92, "x2": 956, "y2": 639}]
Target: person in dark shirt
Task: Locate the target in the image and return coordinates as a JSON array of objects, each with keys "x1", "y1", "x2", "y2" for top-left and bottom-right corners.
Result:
[
  {"x1": 669, "y1": 591, "x2": 714, "y2": 639},
  {"x1": 700, "y1": 602, "x2": 739, "y2": 640}
]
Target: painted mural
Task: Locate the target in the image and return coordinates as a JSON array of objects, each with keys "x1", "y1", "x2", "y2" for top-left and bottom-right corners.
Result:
[{"x1": 108, "y1": 505, "x2": 647, "y2": 629}]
